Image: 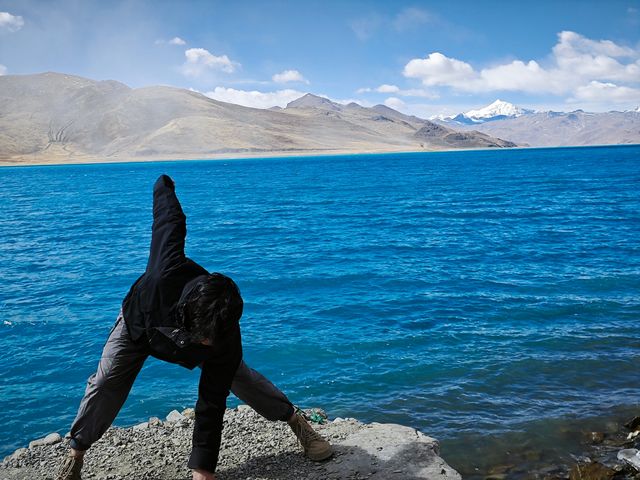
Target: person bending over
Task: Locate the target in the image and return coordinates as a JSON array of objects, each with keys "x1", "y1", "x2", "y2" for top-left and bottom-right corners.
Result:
[{"x1": 56, "y1": 175, "x2": 332, "y2": 480}]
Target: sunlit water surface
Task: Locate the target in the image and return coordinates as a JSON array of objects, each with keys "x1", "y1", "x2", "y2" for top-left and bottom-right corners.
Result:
[{"x1": 1, "y1": 146, "x2": 639, "y2": 475}]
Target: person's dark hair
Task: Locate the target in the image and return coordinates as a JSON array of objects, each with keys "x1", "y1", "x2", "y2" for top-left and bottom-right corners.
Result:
[{"x1": 183, "y1": 273, "x2": 243, "y2": 344}]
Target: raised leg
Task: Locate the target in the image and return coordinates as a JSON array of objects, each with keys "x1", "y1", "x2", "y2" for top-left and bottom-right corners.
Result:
[{"x1": 230, "y1": 360, "x2": 294, "y2": 421}]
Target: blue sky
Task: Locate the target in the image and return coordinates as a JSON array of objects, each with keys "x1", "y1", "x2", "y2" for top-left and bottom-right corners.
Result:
[{"x1": 1, "y1": 0, "x2": 639, "y2": 117}]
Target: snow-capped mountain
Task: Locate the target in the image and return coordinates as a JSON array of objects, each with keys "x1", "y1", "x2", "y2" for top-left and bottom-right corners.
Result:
[
  {"x1": 465, "y1": 99, "x2": 533, "y2": 120},
  {"x1": 437, "y1": 100, "x2": 535, "y2": 125},
  {"x1": 428, "y1": 113, "x2": 452, "y2": 122}
]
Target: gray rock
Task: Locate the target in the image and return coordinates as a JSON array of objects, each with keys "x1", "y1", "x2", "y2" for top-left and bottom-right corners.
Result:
[
  {"x1": 9, "y1": 448, "x2": 27, "y2": 461},
  {"x1": 133, "y1": 422, "x2": 149, "y2": 431},
  {"x1": 322, "y1": 423, "x2": 461, "y2": 479},
  {"x1": 165, "y1": 410, "x2": 185, "y2": 423},
  {"x1": 625, "y1": 416, "x2": 640, "y2": 431},
  {"x1": 618, "y1": 449, "x2": 640, "y2": 471},
  {"x1": 28, "y1": 433, "x2": 62, "y2": 449},
  {"x1": 181, "y1": 408, "x2": 195, "y2": 420},
  {"x1": 148, "y1": 417, "x2": 161, "y2": 426}
]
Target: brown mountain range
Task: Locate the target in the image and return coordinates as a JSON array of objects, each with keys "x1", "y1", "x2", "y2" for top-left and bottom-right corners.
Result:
[{"x1": 0, "y1": 72, "x2": 515, "y2": 165}]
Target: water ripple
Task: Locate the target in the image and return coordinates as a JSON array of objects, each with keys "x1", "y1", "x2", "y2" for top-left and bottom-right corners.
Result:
[{"x1": 0, "y1": 146, "x2": 639, "y2": 457}]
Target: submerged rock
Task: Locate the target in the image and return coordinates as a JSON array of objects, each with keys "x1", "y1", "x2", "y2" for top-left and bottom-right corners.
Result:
[
  {"x1": 624, "y1": 417, "x2": 640, "y2": 431},
  {"x1": 569, "y1": 461, "x2": 617, "y2": 480},
  {"x1": 589, "y1": 432, "x2": 606, "y2": 444}
]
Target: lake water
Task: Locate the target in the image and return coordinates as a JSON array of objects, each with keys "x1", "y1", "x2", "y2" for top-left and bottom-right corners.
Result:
[{"x1": 1, "y1": 146, "x2": 639, "y2": 475}]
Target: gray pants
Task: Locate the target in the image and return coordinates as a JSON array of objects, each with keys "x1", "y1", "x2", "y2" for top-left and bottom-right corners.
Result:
[{"x1": 69, "y1": 313, "x2": 294, "y2": 451}]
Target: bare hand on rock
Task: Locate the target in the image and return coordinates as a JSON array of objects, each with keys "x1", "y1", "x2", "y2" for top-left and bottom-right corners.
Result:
[{"x1": 192, "y1": 468, "x2": 216, "y2": 480}]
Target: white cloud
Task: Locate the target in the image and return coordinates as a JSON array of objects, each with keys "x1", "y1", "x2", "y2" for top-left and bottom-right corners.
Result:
[
  {"x1": 358, "y1": 84, "x2": 438, "y2": 99},
  {"x1": 393, "y1": 7, "x2": 433, "y2": 31},
  {"x1": 384, "y1": 97, "x2": 405, "y2": 110},
  {"x1": 377, "y1": 84, "x2": 400, "y2": 93},
  {"x1": 181, "y1": 48, "x2": 239, "y2": 77},
  {"x1": 570, "y1": 81, "x2": 640, "y2": 103},
  {"x1": 359, "y1": 84, "x2": 399, "y2": 93},
  {"x1": 0, "y1": 11, "x2": 24, "y2": 32},
  {"x1": 479, "y1": 60, "x2": 559, "y2": 94},
  {"x1": 0, "y1": 64, "x2": 6, "y2": 75},
  {"x1": 352, "y1": 8, "x2": 436, "y2": 40},
  {"x1": 554, "y1": 31, "x2": 634, "y2": 59},
  {"x1": 401, "y1": 31, "x2": 640, "y2": 109},
  {"x1": 404, "y1": 52, "x2": 476, "y2": 87},
  {"x1": 332, "y1": 97, "x2": 372, "y2": 107},
  {"x1": 400, "y1": 88, "x2": 439, "y2": 99},
  {"x1": 551, "y1": 31, "x2": 640, "y2": 83},
  {"x1": 272, "y1": 69, "x2": 309, "y2": 84},
  {"x1": 203, "y1": 86, "x2": 305, "y2": 109},
  {"x1": 349, "y1": 13, "x2": 383, "y2": 41},
  {"x1": 156, "y1": 37, "x2": 186, "y2": 45}
]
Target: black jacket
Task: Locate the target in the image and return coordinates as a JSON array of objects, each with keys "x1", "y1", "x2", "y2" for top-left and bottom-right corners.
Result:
[{"x1": 122, "y1": 174, "x2": 242, "y2": 472}]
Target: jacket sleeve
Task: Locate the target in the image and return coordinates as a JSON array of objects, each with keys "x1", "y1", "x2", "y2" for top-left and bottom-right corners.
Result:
[
  {"x1": 147, "y1": 174, "x2": 186, "y2": 272},
  {"x1": 187, "y1": 332, "x2": 242, "y2": 473},
  {"x1": 187, "y1": 358, "x2": 234, "y2": 472}
]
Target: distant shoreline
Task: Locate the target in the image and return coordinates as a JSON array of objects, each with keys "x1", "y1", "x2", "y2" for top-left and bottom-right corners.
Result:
[{"x1": 1, "y1": 143, "x2": 638, "y2": 168}]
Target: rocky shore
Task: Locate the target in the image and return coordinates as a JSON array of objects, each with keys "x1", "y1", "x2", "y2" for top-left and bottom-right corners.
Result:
[
  {"x1": 559, "y1": 415, "x2": 640, "y2": 480},
  {"x1": 467, "y1": 413, "x2": 640, "y2": 480},
  {"x1": 1, "y1": 407, "x2": 461, "y2": 480}
]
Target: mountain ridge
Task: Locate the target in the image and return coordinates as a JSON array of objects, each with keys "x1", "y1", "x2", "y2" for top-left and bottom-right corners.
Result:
[
  {"x1": 432, "y1": 99, "x2": 640, "y2": 146},
  {"x1": 437, "y1": 99, "x2": 535, "y2": 125},
  {"x1": 0, "y1": 72, "x2": 516, "y2": 165}
]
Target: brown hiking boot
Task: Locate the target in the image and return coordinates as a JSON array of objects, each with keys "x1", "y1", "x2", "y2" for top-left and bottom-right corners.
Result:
[
  {"x1": 288, "y1": 412, "x2": 333, "y2": 461},
  {"x1": 56, "y1": 453, "x2": 83, "y2": 480}
]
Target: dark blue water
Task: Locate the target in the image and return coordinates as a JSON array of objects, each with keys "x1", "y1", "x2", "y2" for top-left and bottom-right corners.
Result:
[{"x1": 1, "y1": 146, "x2": 639, "y2": 472}]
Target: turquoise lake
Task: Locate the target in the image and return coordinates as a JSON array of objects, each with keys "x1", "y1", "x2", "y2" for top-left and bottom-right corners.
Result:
[{"x1": 1, "y1": 146, "x2": 639, "y2": 474}]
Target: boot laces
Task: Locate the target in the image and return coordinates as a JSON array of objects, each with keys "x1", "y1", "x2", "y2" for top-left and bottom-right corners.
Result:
[
  {"x1": 56, "y1": 455, "x2": 80, "y2": 480},
  {"x1": 294, "y1": 417, "x2": 324, "y2": 447}
]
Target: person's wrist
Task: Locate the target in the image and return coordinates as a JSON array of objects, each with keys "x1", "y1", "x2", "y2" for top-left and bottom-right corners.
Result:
[{"x1": 192, "y1": 468, "x2": 216, "y2": 480}]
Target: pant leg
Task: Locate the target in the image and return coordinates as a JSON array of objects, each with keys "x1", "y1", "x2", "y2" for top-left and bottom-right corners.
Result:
[
  {"x1": 230, "y1": 361, "x2": 294, "y2": 421},
  {"x1": 69, "y1": 313, "x2": 148, "y2": 450}
]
